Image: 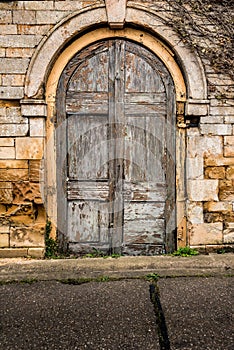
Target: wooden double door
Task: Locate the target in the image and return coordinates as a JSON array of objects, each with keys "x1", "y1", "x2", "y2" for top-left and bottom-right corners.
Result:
[{"x1": 56, "y1": 39, "x2": 176, "y2": 255}]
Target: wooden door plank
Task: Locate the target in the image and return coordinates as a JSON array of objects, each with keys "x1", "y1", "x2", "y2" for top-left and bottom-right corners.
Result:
[
  {"x1": 67, "y1": 181, "x2": 109, "y2": 201},
  {"x1": 67, "y1": 200, "x2": 109, "y2": 243},
  {"x1": 67, "y1": 114, "x2": 109, "y2": 180},
  {"x1": 108, "y1": 39, "x2": 125, "y2": 253}
]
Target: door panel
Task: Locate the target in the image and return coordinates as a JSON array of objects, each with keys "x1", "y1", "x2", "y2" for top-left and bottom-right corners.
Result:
[
  {"x1": 56, "y1": 38, "x2": 176, "y2": 255},
  {"x1": 68, "y1": 201, "x2": 109, "y2": 243},
  {"x1": 67, "y1": 115, "x2": 109, "y2": 180}
]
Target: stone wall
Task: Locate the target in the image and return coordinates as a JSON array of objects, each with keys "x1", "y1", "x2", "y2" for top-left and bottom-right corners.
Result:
[{"x1": 0, "y1": 0, "x2": 233, "y2": 256}]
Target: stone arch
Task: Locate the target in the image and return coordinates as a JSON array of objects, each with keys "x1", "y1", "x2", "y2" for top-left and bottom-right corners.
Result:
[
  {"x1": 26, "y1": 4, "x2": 209, "y2": 249},
  {"x1": 25, "y1": 4, "x2": 207, "y2": 101}
]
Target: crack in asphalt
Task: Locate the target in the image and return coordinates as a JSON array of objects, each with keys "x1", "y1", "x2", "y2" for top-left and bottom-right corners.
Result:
[{"x1": 149, "y1": 283, "x2": 171, "y2": 350}]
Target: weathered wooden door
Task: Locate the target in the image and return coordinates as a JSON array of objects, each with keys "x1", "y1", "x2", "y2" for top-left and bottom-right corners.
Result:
[{"x1": 56, "y1": 39, "x2": 176, "y2": 255}]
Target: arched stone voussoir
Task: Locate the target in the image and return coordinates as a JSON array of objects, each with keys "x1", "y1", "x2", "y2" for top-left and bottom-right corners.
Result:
[
  {"x1": 126, "y1": 4, "x2": 207, "y2": 100},
  {"x1": 25, "y1": 3, "x2": 207, "y2": 102},
  {"x1": 25, "y1": 5, "x2": 107, "y2": 99}
]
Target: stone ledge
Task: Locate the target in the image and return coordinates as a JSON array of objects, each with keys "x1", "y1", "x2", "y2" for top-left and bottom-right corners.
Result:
[
  {"x1": 191, "y1": 245, "x2": 234, "y2": 254},
  {"x1": 0, "y1": 254, "x2": 233, "y2": 281},
  {"x1": 0, "y1": 247, "x2": 44, "y2": 258},
  {"x1": 185, "y1": 99, "x2": 209, "y2": 116},
  {"x1": 21, "y1": 99, "x2": 47, "y2": 117}
]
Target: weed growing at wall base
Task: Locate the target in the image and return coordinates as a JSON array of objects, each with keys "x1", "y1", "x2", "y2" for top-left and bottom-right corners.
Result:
[
  {"x1": 172, "y1": 246, "x2": 199, "y2": 257},
  {"x1": 45, "y1": 221, "x2": 59, "y2": 258}
]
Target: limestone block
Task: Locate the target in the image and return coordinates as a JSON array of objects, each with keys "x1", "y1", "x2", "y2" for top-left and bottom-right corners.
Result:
[
  {"x1": 204, "y1": 210, "x2": 224, "y2": 222},
  {"x1": 0, "y1": 248, "x2": 28, "y2": 258},
  {"x1": 204, "y1": 166, "x2": 225, "y2": 179},
  {"x1": 210, "y1": 98, "x2": 232, "y2": 107},
  {"x1": 0, "y1": 24, "x2": 17, "y2": 35},
  {"x1": 0, "y1": 138, "x2": 14, "y2": 147},
  {"x1": 207, "y1": 74, "x2": 233, "y2": 86},
  {"x1": 187, "y1": 136, "x2": 223, "y2": 158},
  {"x1": 0, "y1": 188, "x2": 13, "y2": 204},
  {"x1": 187, "y1": 202, "x2": 204, "y2": 224},
  {"x1": 36, "y1": 10, "x2": 67, "y2": 24},
  {"x1": 185, "y1": 100, "x2": 208, "y2": 116},
  {"x1": 29, "y1": 160, "x2": 42, "y2": 182},
  {"x1": 12, "y1": 182, "x2": 43, "y2": 204},
  {"x1": 189, "y1": 222, "x2": 223, "y2": 245},
  {"x1": 0, "y1": 106, "x2": 6, "y2": 117},
  {"x1": 219, "y1": 180, "x2": 233, "y2": 189},
  {"x1": 0, "y1": 226, "x2": 10, "y2": 233},
  {"x1": 2, "y1": 74, "x2": 25, "y2": 86},
  {"x1": 24, "y1": 1, "x2": 53, "y2": 10},
  {"x1": 223, "y1": 223, "x2": 234, "y2": 244},
  {"x1": 0, "y1": 182, "x2": 13, "y2": 190},
  {"x1": 0, "y1": 58, "x2": 29, "y2": 73},
  {"x1": 223, "y1": 212, "x2": 234, "y2": 223},
  {"x1": 6, "y1": 48, "x2": 34, "y2": 58},
  {"x1": 0, "y1": 35, "x2": 41, "y2": 48},
  {"x1": 0, "y1": 87, "x2": 24, "y2": 99},
  {"x1": 0, "y1": 106, "x2": 25, "y2": 123},
  {"x1": 0, "y1": 160, "x2": 28, "y2": 169},
  {"x1": 10, "y1": 224, "x2": 45, "y2": 247},
  {"x1": 210, "y1": 106, "x2": 234, "y2": 116},
  {"x1": 27, "y1": 247, "x2": 45, "y2": 258},
  {"x1": 186, "y1": 128, "x2": 200, "y2": 137},
  {"x1": 219, "y1": 180, "x2": 234, "y2": 201},
  {"x1": 16, "y1": 137, "x2": 43, "y2": 159},
  {"x1": 12, "y1": 10, "x2": 36, "y2": 24},
  {"x1": 204, "y1": 201, "x2": 232, "y2": 212},
  {"x1": 224, "y1": 146, "x2": 234, "y2": 157},
  {"x1": 5, "y1": 203, "x2": 33, "y2": 217},
  {"x1": 30, "y1": 118, "x2": 45, "y2": 136},
  {"x1": 186, "y1": 157, "x2": 203, "y2": 179},
  {"x1": 188, "y1": 180, "x2": 219, "y2": 201},
  {"x1": 0, "y1": 147, "x2": 15, "y2": 159},
  {"x1": 0, "y1": 234, "x2": 9, "y2": 247},
  {"x1": 10, "y1": 215, "x2": 34, "y2": 226},
  {"x1": 0, "y1": 10, "x2": 12, "y2": 23},
  {"x1": 225, "y1": 116, "x2": 234, "y2": 124},
  {"x1": 0, "y1": 204, "x2": 6, "y2": 215},
  {"x1": 17, "y1": 24, "x2": 52, "y2": 35},
  {"x1": 6, "y1": 106, "x2": 26, "y2": 123},
  {"x1": 224, "y1": 136, "x2": 234, "y2": 146},
  {"x1": 200, "y1": 116, "x2": 223, "y2": 124},
  {"x1": 21, "y1": 104, "x2": 47, "y2": 117},
  {"x1": 226, "y1": 166, "x2": 234, "y2": 180},
  {"x1": 0, "y1": 169, "x2": 28, "y2": 181},
  {"x1": 204, "y1": 155, "x2": 234, "y2": 167},
  {"x1": 200, "y1": 124, "x2": 232, "y2": 136},
  {"x1": 223, "y1": 232, "x2": 234, "y2": 244},
  {"x1": 34, "y1": 204, "x2": 47, "y2": 223},
  {"x1": 55, "y1": 1, "x2": 82, "y2": 10},
  {"x1": 105, "y1": 0, "x2": 126, "y2": 28}
]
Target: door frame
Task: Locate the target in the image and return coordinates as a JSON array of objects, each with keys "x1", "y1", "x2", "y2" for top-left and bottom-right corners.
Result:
[{"x1": 45, "y1": 27, "x2": 187, "y2": 251}]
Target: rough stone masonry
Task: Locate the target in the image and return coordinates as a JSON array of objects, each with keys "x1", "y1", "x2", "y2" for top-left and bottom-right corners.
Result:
[{"x1": 0, "y1": 0, "x2": 233, "y2": 257}]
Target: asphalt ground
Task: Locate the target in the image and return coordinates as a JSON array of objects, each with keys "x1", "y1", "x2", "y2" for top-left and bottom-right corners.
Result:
[{"x1": 0, "y1": 254, "x2": 233, "y2": 350}]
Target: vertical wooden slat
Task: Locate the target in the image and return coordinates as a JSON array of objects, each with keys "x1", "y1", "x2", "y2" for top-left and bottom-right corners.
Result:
[{"x1": 108, "y1": 40, "x2": 125, "y2": 253}]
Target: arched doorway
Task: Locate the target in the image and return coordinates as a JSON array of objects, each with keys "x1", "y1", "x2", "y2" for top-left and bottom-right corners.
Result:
[{"x1": 56, "y1": 38, "x2": 176, "y2": 255}]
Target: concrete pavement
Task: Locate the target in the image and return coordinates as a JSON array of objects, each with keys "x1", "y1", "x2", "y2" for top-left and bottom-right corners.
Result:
[
  {"x1": 0, "y1": 254, "x2": 233, "y2": 350},
  {"x1": 0, "y1": 254, "x2": 233, "y2": 282}
]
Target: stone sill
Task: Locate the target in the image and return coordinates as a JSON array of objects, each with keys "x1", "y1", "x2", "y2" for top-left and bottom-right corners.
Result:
[
  {"x1": 191, "y1": 244, "x2": 234, "y2": 254},
  {"x1": 0, "y1": 248, "x2": 44, "y2": 259}
]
